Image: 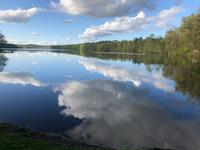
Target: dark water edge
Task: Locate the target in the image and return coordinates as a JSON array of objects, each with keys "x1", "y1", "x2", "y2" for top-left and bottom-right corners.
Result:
[{"x1": 0, "y1": 123, "x2": 176, "y2": 150}]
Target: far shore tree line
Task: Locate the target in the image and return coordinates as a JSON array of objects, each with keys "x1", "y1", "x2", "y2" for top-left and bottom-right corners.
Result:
[{"x1": 52, "y1": 13, "x2": 200, "y2": 56}]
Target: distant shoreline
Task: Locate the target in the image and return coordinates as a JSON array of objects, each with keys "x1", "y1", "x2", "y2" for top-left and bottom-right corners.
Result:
[
  {"x1": 90, "y1": 51, "x2": 159, "y2": 55},
  {"x1": 0, "y1": 48, "x2": 160, "y2": 56}
]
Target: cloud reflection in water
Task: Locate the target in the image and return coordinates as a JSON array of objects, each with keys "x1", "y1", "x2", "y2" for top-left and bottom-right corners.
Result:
[
  {"x1": 0, "y1": 72, "x2": 44, "y2": 87},
  {"x1": 79, "y1": 59, "x2": 175, "y2": 92},
  {"x1": 55, "y1": 80, "x2": 200, "y2": 150}
]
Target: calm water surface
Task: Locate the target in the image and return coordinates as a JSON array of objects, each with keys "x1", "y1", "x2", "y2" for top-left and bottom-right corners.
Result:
[{"x1": 0, "y1": 50, "x2": 200, "y2": 150}]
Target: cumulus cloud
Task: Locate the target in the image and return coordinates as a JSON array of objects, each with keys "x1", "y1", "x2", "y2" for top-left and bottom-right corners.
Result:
[
  {"x1": 55, "y1": 80, "x2": 200, "y2": 150},
  {"x1": 79, "y1": 6, "x2": 183, "y2": 40},
  {"x1": 79, "y1": 11, "x2": 146, "y2": 40},
  {"x1": 154, "y1": 6, "x2": 183, "y2": 28},
  {"x1": 79, "y1": 58, "x2": 175, "y2": 92},
  {"x1": 50, "y1": 0, "x2": 155, "y2": 18},
  {"x1": 0, "y1": 72, "x2": 44, "y2": 87},
  {"x1": 0, "y1": 7, "x2": 43, "y2": 23}
]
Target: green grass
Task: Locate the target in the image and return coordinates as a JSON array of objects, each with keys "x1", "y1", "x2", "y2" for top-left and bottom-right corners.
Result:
[
  {"x1": 0, "y1": 123, "x2": 170, "y2": 150},
  {"x1": 0, "y1": 130, "x2": 71, "y2": 150},
  {"x1": 0, "y1": 123, "x2": 110, "y2": 150}
]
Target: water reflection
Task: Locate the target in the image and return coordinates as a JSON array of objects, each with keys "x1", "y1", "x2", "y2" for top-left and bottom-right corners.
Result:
[
  {"x1": 72, "y1": 51, "x2": 200, "y2": 99},
  {"x1": 55, "y1": 80, "x2": 200, "y2": 150},
  {"x1": 0, "y1": 54, "x2": 7, "y2": 72},
  {"x1": 79, "y1": 58, "x2": 175, "y2": 92},
  {"x1": 163, "y1": 56, "x2": 200, "y2": 99},
  {"x1": 0, "y1": 51, "x2": 200, "y2": 150},
  {"x1": 0, "y1": 72, "x2": 44, "y2": 87}
]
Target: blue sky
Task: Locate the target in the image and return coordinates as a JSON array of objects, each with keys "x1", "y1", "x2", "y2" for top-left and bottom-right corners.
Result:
[{"x1": 0, "y1": 0, "x2": 199, "y2": 45}]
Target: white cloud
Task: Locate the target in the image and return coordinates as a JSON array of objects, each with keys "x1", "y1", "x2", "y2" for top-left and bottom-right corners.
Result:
[
  {"x1": 159, "y1": 6, "x2": 182, "y2": 18},
  {"x1": 79, "y1": 58, "x2": 175, "y2": 92},
  {"x1": 31, "y1": 32, "x2": 40, "y2": 36},
  {"x1": 55, "y1": 80, "x2": 200, "y2": 150},
  {"x1": 0, "y1": 72, "x2": 44, "y2": 87},
  {"x1": 50, "y1": 0, "x2": 155, "y2": 18},
  {"x1": 79, "y1": 6, "x2": 183, "y2": 40},
  {"x1": 0, "y1": 7, "x2": 42, "y2": 23},
  {"x1": 79, "y1": 11, "x2": 146, "y2": 40},
  {"x1": 155, "y1": 6, "x2": 183, "y2": 28},
  {"x1": 55, "y1": 80, "x2": 137, "y2": 119}
]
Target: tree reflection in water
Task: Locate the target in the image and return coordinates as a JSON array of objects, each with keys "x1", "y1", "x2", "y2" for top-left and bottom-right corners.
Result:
[
  {"x1": 163, "y1": 55, "x2": 200, "y2": 99},
  {"x1": 67, "y1": 50, "x2": 200, "y2": 100},
  {"x1": 0, "y1": 54, "x2": 8, "y2": 72}
]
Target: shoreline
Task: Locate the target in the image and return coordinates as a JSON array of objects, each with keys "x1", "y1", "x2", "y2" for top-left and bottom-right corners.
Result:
[
  {"x1": 0, "y1": 123, "x2": 114, "y2": 150},
  {"x1": 0, "y1": 123, "x2": 176, "y2": 150}
]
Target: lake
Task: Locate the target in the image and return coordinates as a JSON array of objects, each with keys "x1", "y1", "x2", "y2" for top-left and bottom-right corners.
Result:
[{"x1": 0, "y1": 50, "x2": 200, "y2": 150}]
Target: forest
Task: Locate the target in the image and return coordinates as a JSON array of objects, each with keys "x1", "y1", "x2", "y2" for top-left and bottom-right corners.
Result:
[{"x1": 52, "y1": 13, "x2": 200, "y2": 56}]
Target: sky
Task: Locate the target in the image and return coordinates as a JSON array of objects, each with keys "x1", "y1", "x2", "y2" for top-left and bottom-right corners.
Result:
[{"x1": 0, "y1": 0, "x2": 199, "y2": 45}]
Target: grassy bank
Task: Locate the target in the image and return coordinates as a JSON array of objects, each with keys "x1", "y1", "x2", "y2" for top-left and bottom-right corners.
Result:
[
  {"x1": 0, "y1": 123, "x2": 113, "y2": 150},
  {"x1": 0, "y1": 123, "x2": 176, "y2": 150}
]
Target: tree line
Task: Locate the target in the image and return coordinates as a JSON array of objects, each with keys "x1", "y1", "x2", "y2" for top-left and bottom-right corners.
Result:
[
  {"x1": 52, "y1": 13, "x2": 200, "y2": 56},
  {"x1": 0, "y1": 31, "x2": 7, "y2": 49},
  {"x1": 0, "y1": 32, "x2": 19, "y2": 49}
]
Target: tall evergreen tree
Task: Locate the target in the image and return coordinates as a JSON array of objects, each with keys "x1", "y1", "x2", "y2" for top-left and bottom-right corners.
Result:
[{"x1": 0, "y1": 31, "x2": 7, "y2": 48}]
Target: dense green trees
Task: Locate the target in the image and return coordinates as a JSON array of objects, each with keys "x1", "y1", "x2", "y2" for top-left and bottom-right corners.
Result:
[
  {"x1": 54, "y1": 35, "x2": 164, "y2": 54},
  {"x1": 181, "y1": 13, "x2": 200, "y2": 52},
  {"x1": 0, "y1": 31, "x2": 7, "y2": 49},
  {"x1": 52, "y1": 13, "x2": 200, "y2": 56},
  {"x1": 53, "y1": 36, "x2": 165, "y2": 55},
  {"x1": 165, "y1": 13, "x2": 200, "y2": 55}
]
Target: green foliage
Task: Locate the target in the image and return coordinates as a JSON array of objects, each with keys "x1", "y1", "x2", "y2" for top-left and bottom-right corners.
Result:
[
  {"x1": 165, "y1": 13, "x2": 200, "y2": 55},
  {"x1": 54, "y1": 37, "x2": 165, "y2": 55}
]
